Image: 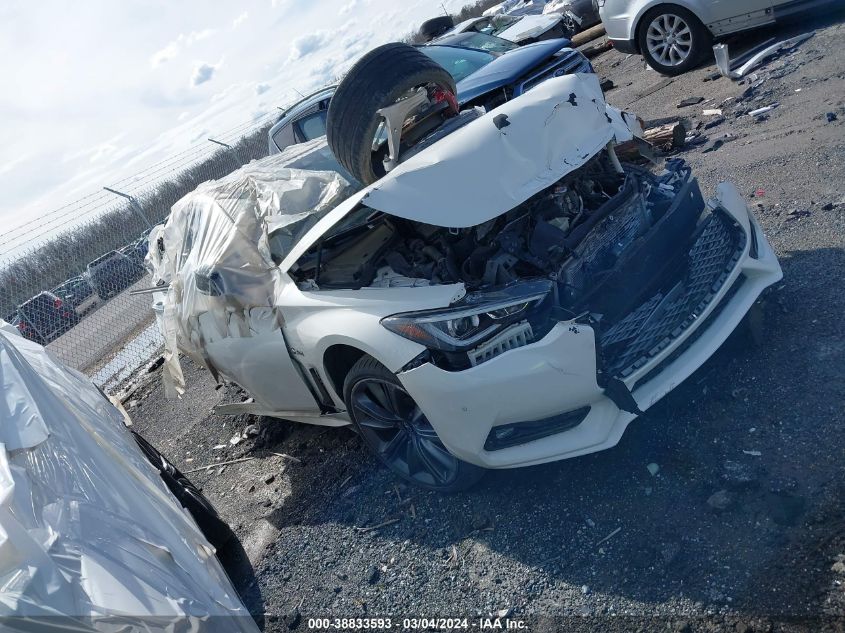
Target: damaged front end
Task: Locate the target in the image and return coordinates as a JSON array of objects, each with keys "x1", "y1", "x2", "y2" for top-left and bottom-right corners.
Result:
[{"x1": 289, "y1": 151, "x2": 743, "y2": 388}]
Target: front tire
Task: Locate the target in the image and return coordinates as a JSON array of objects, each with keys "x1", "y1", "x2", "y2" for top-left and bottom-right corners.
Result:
[
  {"x1": 343, "y1": 356, "x2": 485, "y2": 492},
  {"x1": 637, "y1": 5, "x2": 711, "y2": 76}
]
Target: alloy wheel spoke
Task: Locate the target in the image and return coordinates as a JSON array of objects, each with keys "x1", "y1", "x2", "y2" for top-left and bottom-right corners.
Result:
[
  {"x1": 405, "y1": 435, "x2": 425, "y2": 476},
  {"x1": 369, "y1": 381, "x2": 395, "y2": 411},
  {"x1": 355, "y1": 393, "x2": 403, "y2": 429},
  {"x1": 417, "y1": 438, "x2": 456, "y2": 482},
  {"x1": 380, "y1": 429, "x2": 408, "y2": 462}
]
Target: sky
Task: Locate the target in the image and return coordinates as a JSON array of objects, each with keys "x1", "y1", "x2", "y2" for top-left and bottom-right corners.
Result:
[{"x1": 0, "y1": 0, "x2": 472, "y2": 239}]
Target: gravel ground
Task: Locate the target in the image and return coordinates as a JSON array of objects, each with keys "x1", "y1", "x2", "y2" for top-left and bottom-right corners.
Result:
[{"x1": 129, "y1": 10, "x2": 845, "y2": 632}]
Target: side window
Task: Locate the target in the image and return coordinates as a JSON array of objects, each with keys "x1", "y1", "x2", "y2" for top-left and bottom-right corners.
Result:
[
  {"x1": 272, "y1": 123, "x2": 297, "y2": 152},
  {"x1": 294, "y1": 110, "x2": 328, "y2": 142}
]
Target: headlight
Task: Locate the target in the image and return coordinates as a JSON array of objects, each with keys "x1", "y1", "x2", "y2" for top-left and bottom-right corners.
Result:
[{"x1": 381, "y1": 280, "x2": 554, "y2": 353}]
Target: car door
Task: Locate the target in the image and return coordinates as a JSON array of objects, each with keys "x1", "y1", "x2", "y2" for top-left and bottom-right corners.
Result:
[
  {"x1": 694, "y1": 0, "x2": 774, "y2": 35},
  {"x1": 178, "y1": 206, "x2": 321, "y2": 415}
]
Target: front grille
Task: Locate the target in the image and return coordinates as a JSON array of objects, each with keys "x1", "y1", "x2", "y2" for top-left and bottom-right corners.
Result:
[
  {"x1": 632, "y1": 275, "x2": 745, "y2": 391},
  {"x1": 600, "y1": 211, "x2": 746, "y2": 378},
  {"x1": 518, "y1": 51, "x2": 593, "y2": 95}
]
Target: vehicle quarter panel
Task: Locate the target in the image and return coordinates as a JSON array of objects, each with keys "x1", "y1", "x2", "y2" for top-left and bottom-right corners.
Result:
[{"x1": 279, "y1": 283, "x2": 468, "y2": 397}]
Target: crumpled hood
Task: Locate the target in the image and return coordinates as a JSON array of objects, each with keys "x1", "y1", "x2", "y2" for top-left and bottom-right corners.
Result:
[
  {"x1": 361, "y1": 73, "x2": 636, "y2": 228},
  {"x1": 456, "y1": 38, "x2": 568, "y2": 105}
]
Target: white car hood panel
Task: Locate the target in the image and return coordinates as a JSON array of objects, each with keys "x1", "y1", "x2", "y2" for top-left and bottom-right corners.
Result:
[
  {"x1": 361, "y1": 73, "x2": 634, "y2": 228},
  {"x1": 498, "y1": 14, "x2": 562, "y2": 42}
]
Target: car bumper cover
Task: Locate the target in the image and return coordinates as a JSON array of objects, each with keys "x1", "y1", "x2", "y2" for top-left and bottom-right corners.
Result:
[{"x1": 397, "y1": 183, "x2": 782, "y2": 469}]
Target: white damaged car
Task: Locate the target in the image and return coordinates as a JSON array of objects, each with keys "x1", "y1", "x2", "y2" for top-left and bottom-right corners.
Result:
[{"x1": 148, "y1": 43, "x2": 782, "y2": 491}]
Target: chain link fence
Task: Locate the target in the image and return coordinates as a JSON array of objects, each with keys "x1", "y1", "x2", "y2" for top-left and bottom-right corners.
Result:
[{"x1": 0, "y1": 108, "x2": 285, "y2": 393}]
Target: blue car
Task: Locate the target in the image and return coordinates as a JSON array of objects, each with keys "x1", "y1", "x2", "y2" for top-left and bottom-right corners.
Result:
[{"x1": 268, "y1": 33, "x2": 591, "y2": 155}]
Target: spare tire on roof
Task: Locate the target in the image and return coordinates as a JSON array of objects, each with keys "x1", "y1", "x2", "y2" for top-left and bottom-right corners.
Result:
[
  {"x1": 419, "y1": 15, "x2": 454, "y2": 41},
  {"x1": 326, "y1": 42, "x2": 457, "y2": 186}
]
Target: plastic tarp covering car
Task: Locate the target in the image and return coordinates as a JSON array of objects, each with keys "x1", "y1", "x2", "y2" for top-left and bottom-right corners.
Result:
[
  {"x1": 147, "y1": 142, "x2": 356, "y2": 396},
  {"x1": 0, "y1": 323, "x2": 258, "y2": 632},
  {"x1": 361, "y1": 73, "x2": 639, "y2": 228}
]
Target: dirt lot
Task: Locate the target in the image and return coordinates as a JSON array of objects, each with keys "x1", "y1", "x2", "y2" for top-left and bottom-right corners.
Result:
[{"x1": 129, "y1": 10, "x2": 845, "y2": 632}]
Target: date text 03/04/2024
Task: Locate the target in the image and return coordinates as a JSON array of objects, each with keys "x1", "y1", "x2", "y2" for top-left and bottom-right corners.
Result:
[{"x1": 306, "y1": 617, "x2": 527, "y2": 630}]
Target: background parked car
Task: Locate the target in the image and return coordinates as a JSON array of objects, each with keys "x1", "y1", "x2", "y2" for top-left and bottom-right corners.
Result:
[
  {"x1": 439, "y1": 13, "x2": 572, "y2": 44},
  {"x1": 543, "y1": 0, "x2": 602, "y2": 33},
  {"x1": 422, "y1": 36, "x2": 592, "y2": 109},
  {"x1": 420, "y1": 15, "x2": 456, "y2": 41},
  {"x1": 269, "y1": 37, "x2": 591, "y2": 155},
  {"x1": 267, "y1": 86, "x2": 335, "y2": 155},
  {"x1": 85, "y1": 249, "x2": 146, "y2": 299},
  {"x1": 501, "y1": 0, "x2": 550, "y2": 17},
  {"x1": 51, "y1": 275, "x2": 99, "y2": 317},
  {"x1": 599, "y1": 0, "x2": 836, "y2": 74},
  {"x1": 14, "y1": 290, "x2": 78, "y2": 344}
]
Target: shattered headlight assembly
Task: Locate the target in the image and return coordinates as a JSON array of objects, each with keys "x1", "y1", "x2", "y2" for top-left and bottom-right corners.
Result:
[{"x1": 381, "y1": 280, "x2": 555, "y2": 354}]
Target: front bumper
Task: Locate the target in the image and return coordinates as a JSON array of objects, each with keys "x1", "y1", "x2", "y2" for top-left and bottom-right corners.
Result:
[{"x1": 397, "y1": 182, "x2": 782, "y2": 469}]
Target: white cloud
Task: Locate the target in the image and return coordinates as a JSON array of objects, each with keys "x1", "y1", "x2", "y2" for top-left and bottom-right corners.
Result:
[
  {"x1": 255, "y1": 82, "x2": 271, "y2": 95},
  {"x1": 190, "y1": 61, "x2": 219, "y2": 87},
  {"x1": 232, "y1": 12, "x2": 249, "y2": 28},
  {"x1": 150, "y1": 41, "x2": 180, "y2": 67},
  {"x1": 150, "y1": 29, "x2": 217, "y2": 67},
  {"x1": 287, "y1": 30, "x2": 331, "y2": 62},
  {"x1": 339, "y1": 0, "x2": 359, "y2": 15},
  {"x1": 0, "y1": 0, "x2": 482, "y2": 233}
]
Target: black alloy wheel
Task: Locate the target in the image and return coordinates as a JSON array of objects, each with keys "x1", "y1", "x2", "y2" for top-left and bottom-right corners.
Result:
[{"x1": 344, "y1": 356, "x2": 484, "y2": 492}]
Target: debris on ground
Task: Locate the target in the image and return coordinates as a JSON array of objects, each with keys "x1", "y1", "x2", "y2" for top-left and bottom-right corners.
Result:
[
  {"x1": 748, "y1": 103, "x2": 779, "y2": 117},
  {"x1": 713, "y1": 32, "x2": 814, "y2": 79},
  {"x1": 786, "y1": 209, "x2": 811, "y2": 221},
  {"x1": 677, "y1": 96, "x2": 704, "y2": 108},
  {"x1": 704, "y1": 116, "x2": 726, "y2": 130},
  {"x1": 184, "y1": 455, "x2": 257, "y2": 474},
  {"x1": 702, "y1": 108, "x2": 722, "y2": 116},
  {"x1": 595, "y1": 527, "x2": 622, "y2": 547}
]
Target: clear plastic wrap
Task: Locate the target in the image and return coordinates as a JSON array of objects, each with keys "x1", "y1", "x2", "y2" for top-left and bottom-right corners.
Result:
[
  {"x1": 147, "y1": 140, "x2": 356, "y2": 396},
  {"x1": 0, "y1": 324, "x2": 258, "y2": 631}
]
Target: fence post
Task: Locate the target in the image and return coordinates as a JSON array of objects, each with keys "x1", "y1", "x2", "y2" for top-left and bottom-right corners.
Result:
[
  {"x1": 103, "y1": 187, "x2": 152, "y2": 230},
  {"x1": 208, "y1": 138, "x2": 242, "y2": 166}
]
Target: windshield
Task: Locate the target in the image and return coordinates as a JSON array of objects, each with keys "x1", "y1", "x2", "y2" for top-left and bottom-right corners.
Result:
[
  {"x1": 434, "y1": 33, "x2": 518, "y2": 54},
  {"x1": 488, "y1": 15, "x2": 521, "y2": 35},
  {"x1": 420, "y1": 45, "x2": 496, "y2": 83}
]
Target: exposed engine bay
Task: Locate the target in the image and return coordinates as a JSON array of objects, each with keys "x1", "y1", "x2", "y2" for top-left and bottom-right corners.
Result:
[{"x1": 290, "y1": 154, "x2": 744, "y2": 376}]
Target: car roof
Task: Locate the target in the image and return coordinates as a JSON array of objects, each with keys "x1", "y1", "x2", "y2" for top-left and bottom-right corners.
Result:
[
  {"x1": 21, "y1": 291, "x2": 59, "y2": 305},
  {"x1": 267, "y1": 86, "x2": 336, "y2": 138}
]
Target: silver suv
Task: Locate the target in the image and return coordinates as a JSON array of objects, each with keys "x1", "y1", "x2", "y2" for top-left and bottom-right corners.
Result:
[{"x1": 598, "y1": 0, "x2": 832, "y2": 74}]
